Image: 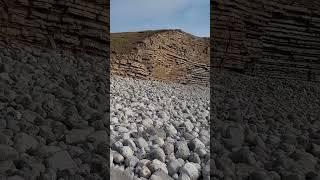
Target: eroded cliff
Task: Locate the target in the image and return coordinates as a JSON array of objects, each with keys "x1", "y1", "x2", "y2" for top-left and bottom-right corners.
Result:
[
  {"x1": 111, "y1": 29, "x2": 210, "y2": 85},
  {"x1": 212, "y1": 0, "x2": 320, "y2": 82},
  {"x1": 0, "y1": 0, "x2": 109, "y2": 57}
]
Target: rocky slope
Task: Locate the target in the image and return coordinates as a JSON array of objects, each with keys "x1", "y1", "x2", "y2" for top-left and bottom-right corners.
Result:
[
  {"x1": 211, "y1": 70, "x2": 320, "y2": 180},
  {"x1": 0, "y1": 47, "x2": 109, "y2": 180},
  {"x1": 212, "y1": 0, "x2": 320, "y2": 82},
  {"x1": 0, "y1": 0, "x2": 111, "y2": 179},
  {"x1": 111, "y1": 29, "x2": 210, "y2": 86}
]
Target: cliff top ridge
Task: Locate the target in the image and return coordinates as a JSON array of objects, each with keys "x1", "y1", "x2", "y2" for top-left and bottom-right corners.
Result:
[{"x1": 111, "y1": 29, "x2": 208, "y2": 54}]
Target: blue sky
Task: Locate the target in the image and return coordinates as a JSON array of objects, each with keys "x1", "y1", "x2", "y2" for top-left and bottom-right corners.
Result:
[{"x1": 111, "y1": 0, "x2": 210, "y2": 37}]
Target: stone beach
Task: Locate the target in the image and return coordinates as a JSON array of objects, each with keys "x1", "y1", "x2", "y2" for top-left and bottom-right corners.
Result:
[{"x1": 110, "y1": 76, "x2": 210, "y2": 180}]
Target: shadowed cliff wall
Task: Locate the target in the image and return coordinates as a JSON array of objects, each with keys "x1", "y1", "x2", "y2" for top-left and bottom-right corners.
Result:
[
  {"x1": 0, "y1": 0, "x2": 109, "y2": 57},
  {"x1": 212, "y1": 0, "x2": 320, "y2": 81}
]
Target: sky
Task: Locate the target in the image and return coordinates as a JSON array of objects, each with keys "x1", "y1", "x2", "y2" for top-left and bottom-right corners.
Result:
[{"x1": 111, "y1": 0, "x2": 210, "y2": 37}]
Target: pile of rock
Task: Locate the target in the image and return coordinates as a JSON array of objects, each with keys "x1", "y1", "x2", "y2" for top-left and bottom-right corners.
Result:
[
  {"x1": 110, "y1": 76, "x2": 210, "y2": 180},
  {"x1": 210, "y1": 70, "x2": 320, "y2": 180},
  {"x1": 0, "y1": 47, "x2": 109, "y2": 180}
]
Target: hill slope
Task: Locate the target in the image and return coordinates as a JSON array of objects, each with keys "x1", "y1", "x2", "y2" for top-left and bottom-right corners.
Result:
[{"x1": 111, "y1": 29, "x2": 210, "y2": 85}]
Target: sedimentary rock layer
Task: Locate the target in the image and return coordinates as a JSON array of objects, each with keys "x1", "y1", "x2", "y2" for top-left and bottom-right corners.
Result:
[
  {"x1": 111, "y1": 30, "x2": 210, "y2": 86},
  {"x1": 0, "y1": 0, "x2": 109, "y2": 57},
  {"x1": 212, "y1": 0, "x2": 320, "y2": 82}
]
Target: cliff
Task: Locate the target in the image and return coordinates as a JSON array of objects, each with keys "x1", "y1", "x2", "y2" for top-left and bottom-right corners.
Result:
[
  {"x1": 0, "y1": 0, "x2": 109, "y2": 57},
  {"x1": 212, "y1": 0, "x2": 320, "y2": 82},
  {"x1": 111, "y1": 29, "x2": 210, "y2": 85}
]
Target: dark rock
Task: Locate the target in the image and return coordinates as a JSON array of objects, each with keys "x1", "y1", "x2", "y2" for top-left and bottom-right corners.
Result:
[
  {"x1": 229, "y1": 147, "x2": 256, "y2": 165},
  {"x1": 65, "y1": 128, "x2": 94, "y2": 144},
  {"x1": 13, "y1": 132, "x2": 39, "y2": 153},
  {"x1": 223, "y1": 125, "x2": 245, "y2": 149},
  {"x1": 45, "y1": 150, "x2": 78, "y2": 171},
  {"x1": 249, "y1": 170, "x2": 272, "y2": 180},
  {"x1": 0, "y1": 144, "x2": 18, "y2": 161}
]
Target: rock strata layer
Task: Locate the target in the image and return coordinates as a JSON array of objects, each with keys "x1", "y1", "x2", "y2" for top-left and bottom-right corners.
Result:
[
  {"x1": 0, "y1": 0, "x2": 109, "y2": 57},
  {"x1": 111, "y1": 30, "x2": 210, "y2": 86},
  {"x1": 212, "y1": 0, "x2": 320, "y2": 82}
]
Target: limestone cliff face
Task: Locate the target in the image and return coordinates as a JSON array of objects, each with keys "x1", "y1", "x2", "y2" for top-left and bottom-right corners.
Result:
[
  {"x1": 111, "y1": 30, "x2": 210, "y2": 85},
  {"x1": 212, "y1": 0, "x2": 320, "y2": 82},
  {"x1": 0, "y1": 0, "x2": 109, "y2": 57}
]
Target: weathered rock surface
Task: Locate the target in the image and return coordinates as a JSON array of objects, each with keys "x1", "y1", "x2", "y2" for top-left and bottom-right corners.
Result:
[
  {"x1": 212, "y1": 0, "x2": 320, "y2": 82},
  {"x1": 0, "y1": 0, "x2": 109, "y2": 57},
  {"x1": 111, "y1": 29, "x2": 210, "y2": 86}
]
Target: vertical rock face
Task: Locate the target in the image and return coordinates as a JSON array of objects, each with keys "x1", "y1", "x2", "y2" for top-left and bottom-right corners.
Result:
[
  {"x1": 212, "y1": 0, "x2": 320, "y2": 82},
  {"x1": 111, "y1": 29, "x2": 210, "y2": 85},
  {"x1": 0, "y1": 0, "x2": 109, "y2": 57}
]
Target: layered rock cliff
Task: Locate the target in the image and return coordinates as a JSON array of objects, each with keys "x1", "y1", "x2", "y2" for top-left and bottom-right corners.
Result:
[
  {"x1": 212, "y1": 0, "x2": 320, "y2": 82},
  {"x1": 111, "y1": 29, "x2": 210, "y2": 85},
  {"x1": 0, "y1": 1, "x2": 111, "y2": 180},
  {"x1": 0, "y1": 0, "x2": 109, "y2": 57}
]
